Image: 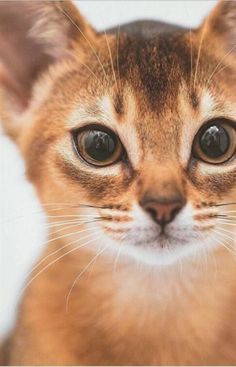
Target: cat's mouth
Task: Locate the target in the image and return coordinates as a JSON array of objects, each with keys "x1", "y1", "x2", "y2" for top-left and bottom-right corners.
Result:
[
  {"x1": 110, "y1": 225, "x2": 215, "y2": 266},
  {"x1": 156, "y1": 233, "x2": 190, "y2": 248},
  {"x1": 132, "y1": 232, "x2": 189, "y2": 248}
]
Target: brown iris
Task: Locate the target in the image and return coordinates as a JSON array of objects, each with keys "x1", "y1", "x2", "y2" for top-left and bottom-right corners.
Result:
[
  {"x1": 74, "y1": 126, "x2": 123, "y2": 167},
  {"x1": 193, "y1": 119, "x2": 236, "y2": 164}
]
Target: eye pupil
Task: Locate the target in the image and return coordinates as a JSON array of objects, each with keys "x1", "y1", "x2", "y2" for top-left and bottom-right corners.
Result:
[
  {"x1": 83, "y1": 130, "x2": 116, "y2": 161},
  {"x1": 200, "y1": 125, "x2": 229, "y2": 159}
]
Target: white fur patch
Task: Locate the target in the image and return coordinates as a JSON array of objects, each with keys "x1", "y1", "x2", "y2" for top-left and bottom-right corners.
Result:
[{"x1": 92, "y1": 202, "x2": 222, "y2": 267}]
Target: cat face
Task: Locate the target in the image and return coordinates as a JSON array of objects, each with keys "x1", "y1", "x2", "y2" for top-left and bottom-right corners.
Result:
[{"x1": 1, "y1": 1, "x2": 235, "y2": 266}]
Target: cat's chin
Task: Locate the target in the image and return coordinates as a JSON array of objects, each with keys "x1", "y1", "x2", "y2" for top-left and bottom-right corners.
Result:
[
  {"x1": 111, "y1": 235, "x2": 217, "y2": 267},
  {"x1": 122, "y1": 243, "x2": 200, "y2": 266}
]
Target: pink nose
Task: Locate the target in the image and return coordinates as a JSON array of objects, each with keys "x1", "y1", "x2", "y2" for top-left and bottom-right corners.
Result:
[{"x1": 142, "y1": 199, "x2": 184, "y2": 227}]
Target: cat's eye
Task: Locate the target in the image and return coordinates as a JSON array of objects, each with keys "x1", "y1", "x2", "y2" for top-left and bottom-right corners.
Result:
[
  {"x1": 73, "y1": 126, "x2": 124, "y2": 167},
  {"x1": 193, "y1": 120, "x2": 236, "y2": 164}
]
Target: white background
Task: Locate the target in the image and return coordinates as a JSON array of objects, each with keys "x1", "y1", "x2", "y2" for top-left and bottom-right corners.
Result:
[{"x1": 1, "y1": 1, "x2": 217, "y2": 338}]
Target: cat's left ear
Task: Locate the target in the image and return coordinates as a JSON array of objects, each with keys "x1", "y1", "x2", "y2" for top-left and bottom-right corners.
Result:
[
  {"x1": 0, "y1": 1, "x2": 97, "y2": 138},
  {"x1": 204, "y1": 0, "x2": 236, "y2": 53}
]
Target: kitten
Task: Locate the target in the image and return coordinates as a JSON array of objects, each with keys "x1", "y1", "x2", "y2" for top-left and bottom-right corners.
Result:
[{"x1": 0, "y1": 0, "x2": 236, "y2": 365}]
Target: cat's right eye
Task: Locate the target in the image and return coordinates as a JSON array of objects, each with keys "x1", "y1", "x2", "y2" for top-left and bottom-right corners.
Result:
[
  {"x1": 193, "y1": 119, "x2": 236, "y2": 164},
  {"x1": 73, "y1": 126, "x2": 124, "y2": 167}
]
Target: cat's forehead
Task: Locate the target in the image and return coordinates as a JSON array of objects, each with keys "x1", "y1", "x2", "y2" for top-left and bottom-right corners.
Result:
[
  {"x1": 68, "y1": 32, "x2": 215, "y2": 141},
  {"x1": 116, "y1": 30, "x2": 191, "y2": 113},
  {"x1": 69, "y1": 30, "x2": 194, "y2": 123}
]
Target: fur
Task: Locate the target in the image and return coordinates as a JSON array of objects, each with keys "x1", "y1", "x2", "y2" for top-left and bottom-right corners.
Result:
[{"x1": 0, "y1": 1, "x2": 236, "y2": 365}]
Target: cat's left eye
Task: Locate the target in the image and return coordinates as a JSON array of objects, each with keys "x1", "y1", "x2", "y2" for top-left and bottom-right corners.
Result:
[
  {"x1": 73, "y1": 126, "x2": 124, "y2": 167},
  {"x1": 193, "y1": 119, "x2": 236, "y2": 164}
]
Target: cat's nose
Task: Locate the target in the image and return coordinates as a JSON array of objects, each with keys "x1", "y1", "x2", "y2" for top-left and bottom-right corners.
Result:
[{"x1": 142, "y1": 198, "x2": 184, "y2": 227}]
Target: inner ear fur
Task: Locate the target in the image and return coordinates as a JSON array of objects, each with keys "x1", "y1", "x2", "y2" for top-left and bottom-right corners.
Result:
[{"x1": 0, "y1": 1, "x2": 96, "y2": 119}]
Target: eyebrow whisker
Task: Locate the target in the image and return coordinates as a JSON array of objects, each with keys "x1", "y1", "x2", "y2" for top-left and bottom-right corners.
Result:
[{"x1": 56, "y1": 4, "x2": 109, "y2": 84}]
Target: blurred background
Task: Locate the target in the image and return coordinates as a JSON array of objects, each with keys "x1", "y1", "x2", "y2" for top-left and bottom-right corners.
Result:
[{"x1": 1, "y1": 0, "x2": 217, "y2": 338}]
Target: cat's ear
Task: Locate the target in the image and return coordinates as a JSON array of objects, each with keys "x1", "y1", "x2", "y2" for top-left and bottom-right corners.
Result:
[
  {"x1": 0, "y1": 1, "x2": 96, "y2": 126},
  {"x1": 204, "y1": 0, "x2": 236, "y2": 53}
]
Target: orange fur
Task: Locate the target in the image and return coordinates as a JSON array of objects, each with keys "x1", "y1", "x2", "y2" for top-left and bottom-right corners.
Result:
[{"x1": 0, "y1": 1, "x2": 236, "y2": 365}]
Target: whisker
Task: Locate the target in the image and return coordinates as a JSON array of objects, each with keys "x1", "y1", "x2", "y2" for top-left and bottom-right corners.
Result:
[
  {"x1": 28, "y1": 228, "x2": 101, "y2": 277},
  {"x1": 213, "y1": 229, "x2": 236, "y2": 248},
  {"x1": 33, "y1": 224, "x2": 102, "y2": 250},
  {"x1": 219, "y1": 217, "x2": 236, "y2": 221},
  {"x1": 40, "y1": 203, "x2": 91, "y2": 207},
  {"x1": 46, "y1": 214, "x2": 99, "y2": 218},
  {"x1": 4, "y1": 203, "x2": 96, "y2": 220},
  {"x1": 65, "y1": 244, "x2": 108, "y2": 312},
  {"x1": 216, "y1": 222, "x2": 236, "y2": 227},
  {"x1": 213, "y1": 236, "x2": 235, "y2": 254},
  {"x1": 210, "y1": 63, "x2": 232, "y2": 81},
  {"x1": 219, "y1": 210, "x2": 236, "y2": 214},
  {"x1": 206, "y1": 43, "x2": 236, "y2": 87},
  {"x1": 217, "y1": 240, "x2": 236, "y2": 258},
  {"x1": 104, "y1": 28, "x2": 119, "y2": 93},
  {"x1": 217, "y1": 226, "x2": 236, "y2": 236},
  {"x1": 45, "y1": 215, "x2": 107, "y2": 222},
  {"x1": 49, "y1": 223, "x2": 84, "y2": 236},
  {"x1": 214, "y1": 228, "x2": 236, "y2": 243},
  {"x1": 57, "y1": 5, "x2": 108, "y2": 83},
  {"x1": 217, "y1": 217, "x2": 236, "y2": 226},
  {"x1": 116, "y1": 22, "x2": 121, "y2": 92},
  {"x1": 45, "y1": 218, "x2": 103, "y2": 229},
  {"x1": 3, "y1": 203, "x2": 126, "y2": 224},
  {"x1": 193, "y1": 18, "x2": 208, "y2": 89},
  {"x1": 113, "y1": 244, "x2": 123, "y2": 274},
  {"x1": 48, "y1": 220, "x2": 100, "y2": 236},
  {"x1": 220, "y1": 222, "x2": 236, "y2": 226},
  {"x1": 215, "y1": 202, "x2": 236, "y2": 207},
  {"x1": 45, "y1": 219, "x2": 100, "y2": 229},
  {"x1": 112, "y1": 233, "x2": 127, "y2": 274},
  {"x1": 41, "y1": 202, "x2": 115, "y2": 210},
  {"x1": 22, "y1": 230, "x2": 102, "y2": 295},
  {"x1": 43, "y1": 206, "x2": 91, "y2": 212},
  {"x1": 188, "y1": 27, "x2": 193, "y2": 93},
  {"x1": 183, "y1": 4, "x2": 193, "y2": 95},
  {"x1": 76, "y1": 58, "x2": 99, "y2": 82},
  {"x1": 213, "y1": 230, "x2": 236, "y2": 257},
  {"x1": 1, "y1": 212, "x2": 101, "y2": 225}
]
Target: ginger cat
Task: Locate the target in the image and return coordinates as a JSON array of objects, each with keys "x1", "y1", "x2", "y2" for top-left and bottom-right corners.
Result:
[{"x1": 0, "y1": 1, "x2": 236, "y2": 365}]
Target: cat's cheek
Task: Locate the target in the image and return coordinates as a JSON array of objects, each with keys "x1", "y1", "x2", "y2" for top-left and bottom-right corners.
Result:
[
  {"x1": 188, "y1": 160, "x2": 236, "y2": 196},
  {"x1": 47, "y1": 139, "x2": 135, "y2": 201}
]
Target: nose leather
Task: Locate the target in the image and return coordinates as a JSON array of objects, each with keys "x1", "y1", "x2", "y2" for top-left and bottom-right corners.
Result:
[{"x1": 142, "y1": 198, "x2": 185, "y2": 227}]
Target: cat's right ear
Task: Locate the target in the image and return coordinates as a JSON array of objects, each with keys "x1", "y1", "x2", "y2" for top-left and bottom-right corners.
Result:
[
  {"x1": 204, "y1": 0, "x2": 236, "y2": 54},
  {"x1": 0, "y1": 1, "x2": 97, "y2": 139}
]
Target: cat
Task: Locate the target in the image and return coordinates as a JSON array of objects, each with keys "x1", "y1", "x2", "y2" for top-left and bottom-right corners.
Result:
[{"x1": 0, "y1": 0, "x2": 236, "y2": 365}]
